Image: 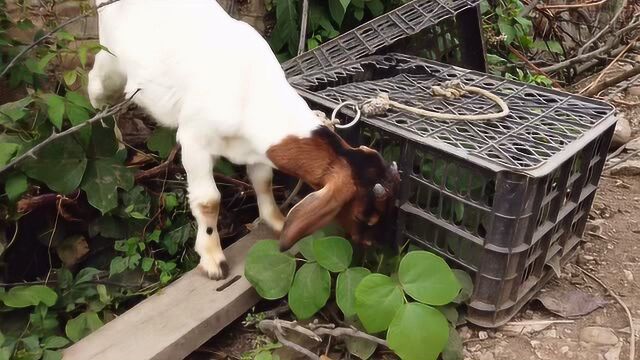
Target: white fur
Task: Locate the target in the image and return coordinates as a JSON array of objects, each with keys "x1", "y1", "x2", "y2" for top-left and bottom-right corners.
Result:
[{"x1": 89, "y1": 0, "x2": 322, "y2": 279}]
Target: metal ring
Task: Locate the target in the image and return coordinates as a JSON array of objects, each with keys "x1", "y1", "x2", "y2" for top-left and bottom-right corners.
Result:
[{"x1": 331, "y1": 101, "x2": 361, "y2": 129}]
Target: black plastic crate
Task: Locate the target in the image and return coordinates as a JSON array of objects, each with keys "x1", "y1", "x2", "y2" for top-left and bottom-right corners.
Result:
[
  {"x1": 291, "y1": 54, "x2": 616, "y2": 327},
  {"x1": 282, "y1": 0, "x2": 486, "y2": 77}
]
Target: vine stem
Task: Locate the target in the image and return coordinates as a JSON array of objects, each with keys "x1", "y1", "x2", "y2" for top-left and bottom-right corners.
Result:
[
  {"x1": 0, "y1": 0, "x2": 122, "y2": 78},
  {"x1": 0, "y1": 91, "x2": 139, "y2": 178}
]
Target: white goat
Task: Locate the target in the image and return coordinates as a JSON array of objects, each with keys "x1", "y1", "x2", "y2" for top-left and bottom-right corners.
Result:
[{"x1": 88, "y1": 0, "x2": 400, "y2": 280}]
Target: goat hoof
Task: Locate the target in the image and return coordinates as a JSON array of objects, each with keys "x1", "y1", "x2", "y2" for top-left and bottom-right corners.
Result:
[{"x1": 199, "y1": 258, "x2": 229, "y2": 280}]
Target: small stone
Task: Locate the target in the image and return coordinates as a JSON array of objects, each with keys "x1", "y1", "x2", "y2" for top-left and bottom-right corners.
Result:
[
  {"x1": 478, "y1": 331, "x2": 489, "y2": 340},
  {"x1": 459, "y1": 326, "x2": 472, "y2": 340},
  {"x1": 566, "y1": 351, "x2": 575, "y2": 359},
  {"x1": 479, "y1": 352, "x2": 495, "y2": 360},
  {"x1": 623, "y1": 269, "x2": 634, "y2": 282},
  {"x1": 610, "y1": 116, "x2": 631, "y2": 149},
  {"x1": 626, "y1": 137, "x2": 640, "y2": 152},
  {"x1": 610, "y1": 159, "x2": 640, "y2": 176},
  {"x1": 604, "y1": 343, "x2": 622, "y2": 360},
  {"x1": 628, "y1": 86, "x2": 640, "y2": 97},
  {"x1": 542, "y1": 329, "x2": 557, "y2": 338},
  {"x1": 560, "y1": 346, "x2": 570, "y2": 354},
  {"x1": 580, "y1": 327, "x2": 619, "y2": 345}
]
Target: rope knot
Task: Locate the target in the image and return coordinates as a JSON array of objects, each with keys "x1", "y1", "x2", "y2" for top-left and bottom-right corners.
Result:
[
  {"x1": 430, "y1": 79, "x2": 468, "y2": 99},
  {"x1": 361, "y1": 93, "x2": 392, "y2": 116}
]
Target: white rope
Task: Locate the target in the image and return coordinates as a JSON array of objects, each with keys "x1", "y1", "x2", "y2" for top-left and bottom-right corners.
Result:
[{"x1": 360, "y1": 80, "x2": 510, "y2": 121}]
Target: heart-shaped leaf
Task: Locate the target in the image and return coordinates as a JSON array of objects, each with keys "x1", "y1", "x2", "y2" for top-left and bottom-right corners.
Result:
[
  {"x1": 452, "y1": 269, "x2": 473, "y2": 304},
  {"x1": 398, "y1": 251, "x2": 461, "y2": 305},
  {"x1": 355, "y1": 274, "x2": 404, "y2": 333},
  {"x1": 288, "y1": 262, "x2": 331, "y2": 320},
  {"x1": 2, "y1": 285, "x2": 57, "y2": 308},
  {"x1": 314, "y1": 236, "x2": 352, "y2": 272},
  {"x1": 245, "y1": 240, "x2": 296, "y2": 300},
  {"x1": 345, "y1": 318, "x2": 378, "y2": 359},
  {"x1": 442, "y1": 326, "x2": 464, "y2": 360},
  {"x1": 65, "y1": 311, "x2": 103, "y2": 342},
  {"x1": 21, "y1": 137, "x2": 87, "y2": 195},
  {"x1": 387, "y1": 303, "x2": 449, "y2": 360},
  {"x1": 336, "y1": 267, "x2": 370, "y2": 317}
]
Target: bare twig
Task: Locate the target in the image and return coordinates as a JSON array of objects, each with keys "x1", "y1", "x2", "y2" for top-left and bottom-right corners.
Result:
[
  {"x1": 540, "y1": 40, "x2": 615, "y2": 73},
  {"x1": 580, "y1": 35, "x2": 640, "y2": 94},
  {"x1": 134, "y1": 144, "x2": 180, "y2": 182},
  {"x1": 273, "y1": 330, "x2": 320, "y2": 360},
  {"x1": 298, "y1": 0, "x2": 309, "y2": 55},
  {"x1": 576, "y1": 266, "x2": 635, "y2": 360},
  {"x1": 519, "y1": 0, "x2": 542, "y2": 17},
  {"x1": 507, "y1": 45, "x2": 562, "y2": 88},
  {"x1": 0, "y1": 0, "x2": 122, "y2": 78},
  {"x1": 584, "y1": 63, "x2": 640, "y2": 96},
  {"x1": 259, "y1": 319, "x2": 322, "y2": 342},
  {"x1": 538, "y1": 0, "x2": 606, "y2": 10},
  {"x1": 577, "y1": 0, "x2": 628, "y2": 57},
  {"x1": 604, "y1": 148, "x2": 640, "y2": 171},
  {"x1": 314, "y1": 326, "x2": 388, "y2": 347},
  {"x1": 0, "y1": 92, "x2": 138, "y2": 178}
]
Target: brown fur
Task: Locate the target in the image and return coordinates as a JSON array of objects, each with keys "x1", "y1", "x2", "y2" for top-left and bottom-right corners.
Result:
[{"x1": 267, "y1": 126, "x2": 400, "y2": 250}]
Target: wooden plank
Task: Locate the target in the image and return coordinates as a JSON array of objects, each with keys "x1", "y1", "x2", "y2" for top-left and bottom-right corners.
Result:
[{"x1": 63, "y1": 225, "x2": 274, "y2": 360}]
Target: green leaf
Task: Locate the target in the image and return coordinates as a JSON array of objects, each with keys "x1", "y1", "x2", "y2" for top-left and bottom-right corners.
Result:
[
  {"x1": 329, "y1": 0, "x2": 350, "y2": 25},
  {"x1": 398, "y1": 251, "x2": 461, "y2": 306},
  {"x1": 43, "y1": 350, "x2": 62, "y2": 360},
  {"x1": 163, "y1": 193, "x2": 179, "y2": 212},
  {"x1": 436, "y1": 304, "x2": 458, "y2": 325},
  {"x1": 81, "y1": 157, "x2": 135, "y2": 214},
  {"x1": 46, "y1": 94, "x2": 65, "y2": 129},
  {"x1": 161, "y1": 224, "x2": 191, "y2": 255},
  {"x1": 43, "y1": 336, "x2": 69, "y2": 350},
  {"x1": 497, "y1": 18, "x2": 516, "y2": 44},
  {"x1": 2, "y1": 285, "x2": 57, "y2": 308},
  {"x1": 245, "y1": 240, "x2": 296, "y2": 299},
  {"x1": 0, "y1": 330, "x2": 4, "y2": 346},
  {"x1": 214, "y1": 159, "x2": 236, "y2": 177},
  {"x1": 66, "y1": 91, "x2": 93, "y2": 110},
  {"x1": 271, "y1": 0, "x2": 299, "y2": 55},
  {"x1": 297, "y1": 236, "x2": 316, "y2": 261},
  {"x1": 366, "y1": 0, "x2": 384, "y2": 16},
  {"x1": 75, "y1": 267, "x2": 101, "y2": 285},
  {"x1": 65, "y1": 311, "x2": 103, "y2": 342},
  {"x1": 66, "y1": 103, "x2": 89, "y2": 125},
  {"x1": 56, "y1": 31, "x2": 75, "y2": 41},
  {"x1": 354, "y1": 7, "x2": 364, "y2": 21},
  {"x1": 63, "y1": 70, "x2": 77, "y2": 86},
  {"x1": 313, "y1": 236, "x2": 352, "y2": 272},
  {"x1": 0, "y1": 143, "x2": 19, "y2": 166},
  {"x1": 336, "y1": 267, "x2": 371, "y2": 317},
  {"x1": 21, "y1": 137, "x2": 87, "y2": 194},
  {"x1": 355, "y1": 274, "x2": 404, "y2": 333},
  {"x1": 344, "y1": 322, "x2": 378, "y2": 360},
  {"x1": 532, "y1": 40, "x2": 563, "y2": 54},
  {"x1": 288, "y1": 262, "x2": 331, "y2": 320},
  {"x1": 141, "y1": 257, "x2": 154, "y2": 272},
  {"x1": 147, "y1": 127, "x2": 176, "y2": 158},
  {"x1": 442, "y1": 327, "x2": 463, "y2": 360},
  {"x1": 0, "y1": 96, "x2": 32, "y2": 122},
  {"x1": 387, "y1": 303, "x2": 449, "y2": 360},
  {"x1": 452, "y1": 269, "x2": 473, "y2": 304},
  {"x1": 109, "y1": 256, "x2": 128, "y2": 276},
  {"x1": 5, "y1": 173, "x2": 28, "y2": 201},
  {"x1": 38, "y1": 53, "x2": 56, "y2": 72}
]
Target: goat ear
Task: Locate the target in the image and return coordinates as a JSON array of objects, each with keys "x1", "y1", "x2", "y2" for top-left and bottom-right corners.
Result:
[{"x1": 279, "y1": 184, "x2": 352, "y2": 251}]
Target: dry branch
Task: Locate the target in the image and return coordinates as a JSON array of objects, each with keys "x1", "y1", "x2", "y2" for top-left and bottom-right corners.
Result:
[
  {"x1": 584, "y1": 63, "x2": 640, "y2": 96},
  {"x1": 0, "y1": 93, "x2": 138, "y2": 178}
]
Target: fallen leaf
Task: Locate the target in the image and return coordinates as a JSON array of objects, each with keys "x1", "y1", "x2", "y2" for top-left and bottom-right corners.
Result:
[
  {"x1": 56, "y1": 235, "x2": 89, "y2": 267},
  {"x1": 534, "y1": 288, "x2": 607, "y2": 318}
]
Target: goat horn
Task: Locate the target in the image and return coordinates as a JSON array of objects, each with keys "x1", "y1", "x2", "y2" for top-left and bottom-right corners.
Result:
[
  {"x1": 373, "y1": 183, "x2": 386, "y2": 198},
  {"x1": 391, "y1": 161, "x2": 398, "y2": 173}
]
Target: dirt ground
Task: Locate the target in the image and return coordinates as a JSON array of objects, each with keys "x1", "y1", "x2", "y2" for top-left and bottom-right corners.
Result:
[{"x1": 187, "y1": 91, "x2": 640, "y2": 360}]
